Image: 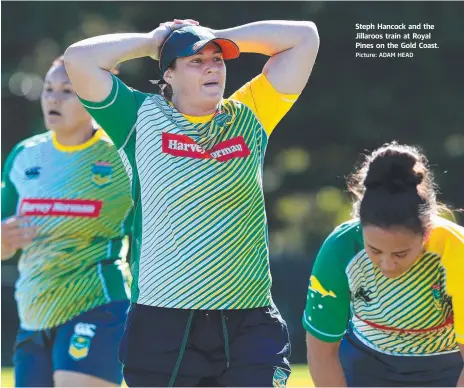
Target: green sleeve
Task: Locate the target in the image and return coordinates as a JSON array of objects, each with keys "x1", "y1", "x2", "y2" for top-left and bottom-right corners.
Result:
[
  {"x1": 1, "y1": 144, "x2": 23, "y2": 220},
  {"x1": 302, "y1": 222, "x2": 357, "y2": 342},
  {"x1": 78, "y1": 74, "x2": 149, "y2": 149}
]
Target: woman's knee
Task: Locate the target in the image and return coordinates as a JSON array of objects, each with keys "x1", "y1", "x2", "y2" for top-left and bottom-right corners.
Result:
[{"x1": 53, "y1": 370, "x2": 119, "y2": 387}]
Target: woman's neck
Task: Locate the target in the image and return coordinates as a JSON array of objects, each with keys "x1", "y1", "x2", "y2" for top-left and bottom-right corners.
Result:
[
  {"x1": 171, "y1": 96, "x2": 218, "y2": 117},
  {"x1": 54, "y1": 123, "x2": 96, "y2": 146}
]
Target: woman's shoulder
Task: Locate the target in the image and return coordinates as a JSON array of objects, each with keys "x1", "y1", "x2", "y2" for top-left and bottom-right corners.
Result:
[
  {"x1": 430, "y1": 216, "x2": 464, "y2": 244},
  {"x1": 5, "y1": 132, "x2": 52, "y2": 162},
  {"x1": 317, "y1": 219, "x2": 364, "y2": 262},
  {"x1": 427, "y1": 216, "x2": 464, "y2": 263}
]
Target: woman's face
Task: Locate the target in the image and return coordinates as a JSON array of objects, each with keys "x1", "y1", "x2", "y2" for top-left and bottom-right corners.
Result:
[
  {"x1": 41, "y1": 64, "x2": 92, "y2": 133},
  {"x1": 165, "y1": 43, "x2": 226, "y2": 108},
  {"x1": 362, "y1": 225, "x2": 426, "y2": 278}
]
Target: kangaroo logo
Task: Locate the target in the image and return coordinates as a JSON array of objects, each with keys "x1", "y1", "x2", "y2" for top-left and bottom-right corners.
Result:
[{"x1": 308, "y1": 275, "x2": 337, "y2": 298}]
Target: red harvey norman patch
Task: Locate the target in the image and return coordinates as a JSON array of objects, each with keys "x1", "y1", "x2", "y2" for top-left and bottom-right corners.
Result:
[
  {"x1": 162, "y1": 133, "x2": 250, "y2": 162},
  {"x1": 19, "y1": 198, "x2": 102, "y2": 218}
]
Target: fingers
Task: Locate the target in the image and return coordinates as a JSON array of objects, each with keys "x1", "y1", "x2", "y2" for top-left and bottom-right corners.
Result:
[
  {"x1": 2, "y1": 216, "x2": 23, "y2": 229},
  {"x1": 1, "y1": 216, "x2": 37, "y2": 250},
  {"x1": 173, "y1": 19, "x2": 199, "y2": 25},
  {"x1": 4, "y1": 233, "x2": 36, "y2": 250},
  {"x1": 2, "y1": 232, "x2": 36, "y2": 250},
  {"x1": 159, "y1": 19, "x2": 199, "y2": 28},
  {"x1": 3, "y1": 227, "x2": 36, "y2": 239},
  {"x1": 2, "y1": 216, "x2": 35, "y2": 230}
]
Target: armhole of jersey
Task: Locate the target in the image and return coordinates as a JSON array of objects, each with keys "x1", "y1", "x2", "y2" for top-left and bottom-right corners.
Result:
[
  {"x1": 229, "y1": 73, "x2": 300, "y2": 137},
  {"x1": 77, "y1": 75, "x2": 149, "y2": 149},
  {"x1": 77, "y1": 73, "x2": 119, "y2": 110}
]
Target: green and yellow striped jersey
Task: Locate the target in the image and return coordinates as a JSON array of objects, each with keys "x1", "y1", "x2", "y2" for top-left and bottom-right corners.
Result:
[
  {"x1": 302, "y1": 217, "x2": 464, "y2": 356},
  {"x1": 1, "y1": 130, "x2": 133, "y2": 330},
  {"x1": 78, "y1": 73, "x2": 299, "y2": 310}
]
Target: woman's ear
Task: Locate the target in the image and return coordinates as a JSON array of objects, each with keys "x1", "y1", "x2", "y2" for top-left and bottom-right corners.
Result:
[
  {"x1": 423, "y1": 230, "x2": 431, "y2": 244},
  {"x1": 164, "y1": 69, "x2": 173, "y2": 82}
]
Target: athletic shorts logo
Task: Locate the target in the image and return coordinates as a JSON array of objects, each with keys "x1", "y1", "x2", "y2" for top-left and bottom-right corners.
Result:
[
  {"x1": 68, "y1": 323, "x2": 96, "y2": 361},
  {"x1": 69, "y1": 335, "x2": 91, "y2": 360},
  {"x1": 273, "y1": 367, "x2": 289, "y2": 387},
  {"x1": 74, "y1": 322, "x2": 96, "y2": 337},
  {"x1": 162, "y1": 132, "x2": 251, "y2": 162},
  {"x1": 91, "y1": 161, "x2": 112, "y2": 187}
]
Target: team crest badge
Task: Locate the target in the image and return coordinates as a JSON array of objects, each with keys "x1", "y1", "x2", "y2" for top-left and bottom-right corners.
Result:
[
  {"x1": 68, "y1": 335, "x2": 91, "y2": 360},
  {"x1": 212, "y1": 111, "x2": 232, "y2": 128},
  {"x1": 431, "y1": 284, "x2": 443, "y2": 311},
  {"x1": 91, "y1": 161, "x2": 112, "y2": 187},
  {"x1": 68, "y1": 322, "x2": 96, "y2": 361},
  {"x1": 273, "y1": 367, "x2": 289, "y2": 388}
]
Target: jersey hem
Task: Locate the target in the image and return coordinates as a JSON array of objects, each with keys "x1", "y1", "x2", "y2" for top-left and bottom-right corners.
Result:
[
  {"x1": 352, "y1": 327, "x2": 460, "y2": 357},
  {"x1": 130, "y1": 297, "x2": 272, "y2": 310},
  {"x1": 18, "y1": 296, "x2": 129, "y2": 331}
]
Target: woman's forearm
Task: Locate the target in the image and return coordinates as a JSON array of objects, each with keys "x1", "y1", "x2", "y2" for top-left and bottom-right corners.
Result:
[
  {"x1": 64, "y1": 32, "x2": 156, "y2": 71},
  {"x1": 308, "y1": 354, "x2": 347, "y2": 387},
  {"x1": 213, "y1": 20, "x2": 318, "y2": 56},
  {"x1": 457, "y1": 368, "x2": 464, "y2": 387}
]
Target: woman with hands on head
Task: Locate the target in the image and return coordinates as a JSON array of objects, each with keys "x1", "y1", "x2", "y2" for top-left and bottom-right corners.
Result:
[{"x1": 64, "y1": 17, "x2": 319, "y2": 387}]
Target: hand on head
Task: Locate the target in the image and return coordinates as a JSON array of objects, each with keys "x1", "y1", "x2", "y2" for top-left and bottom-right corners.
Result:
[
  {"x1": 159, "y1": 19, "x2": 200, "y2": 29},
  {"x1": 151, "y1": 19, "x2": 200, "y2": 60}
]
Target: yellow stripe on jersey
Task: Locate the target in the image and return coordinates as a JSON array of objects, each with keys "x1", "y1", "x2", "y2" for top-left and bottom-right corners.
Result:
[
  {"x1": 426, "y1": 216, "x2": 464, "y2": 344},
  {"x1": 228, "y1": 73, "x2": 300, "y2": 136},
  {"x1": 182, "y1": 112, "x2": 215, "y2": 124},
  {"x1": 52, "y1": 128, "x2": 104, "y2": 152},
  {"x1": 168, "y1": 100, "x2": 216, "y2": 124}
]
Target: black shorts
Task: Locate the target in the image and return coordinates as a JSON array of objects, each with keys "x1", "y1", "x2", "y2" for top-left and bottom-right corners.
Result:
[
  {"x1": 119, "y1": 302, "x2": 291, "y2": 387},
  {"x1": 339, "y1": 328, "x2": 463, "y2": 387}
]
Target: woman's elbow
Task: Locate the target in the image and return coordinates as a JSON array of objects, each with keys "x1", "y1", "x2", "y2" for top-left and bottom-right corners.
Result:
[
  {"x1": 295, "y1": 21, "x2": 319, "y2": 54},
  {"x1": 63, "y1": 43, "x2": 90, "y2": 70}
]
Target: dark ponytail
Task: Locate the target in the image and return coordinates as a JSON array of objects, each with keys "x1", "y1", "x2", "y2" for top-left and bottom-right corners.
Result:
[
  {"x1": 347, "y1": 142, "x2": 439, "y2": 235},
  {"x1": 158, "y1": 82, "x2": 173, "y2": 101}
]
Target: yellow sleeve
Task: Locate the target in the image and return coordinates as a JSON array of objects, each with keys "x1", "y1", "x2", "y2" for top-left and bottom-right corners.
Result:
[
  {"x1": 228, "y1": 73, "x2": 300, "y2": 137},
  {"x1": 428, "y1": 218, "x2": 464, "y2": 344}
]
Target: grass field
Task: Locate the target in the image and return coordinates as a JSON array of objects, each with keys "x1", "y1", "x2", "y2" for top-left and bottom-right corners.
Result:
[{"x1": 1, "y1": 365, "x2": 314, "y2": 387}]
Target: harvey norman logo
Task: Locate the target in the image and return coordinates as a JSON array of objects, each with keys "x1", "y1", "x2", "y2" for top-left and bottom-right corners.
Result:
[
  {"x1": 19, "y1": 198, "x2": 102, "y2": 218},
  {"x1": 162, "y1": 133, "x2": 250, "y2": 162}
]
